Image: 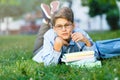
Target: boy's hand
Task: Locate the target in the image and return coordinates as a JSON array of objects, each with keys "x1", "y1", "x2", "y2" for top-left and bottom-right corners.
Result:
[
  {"x1": 53, "y1": 37, "x2": 69, "y2": 52},
  {"x1": 71, "y1": 32, "x2": 92, "y2": 47}
]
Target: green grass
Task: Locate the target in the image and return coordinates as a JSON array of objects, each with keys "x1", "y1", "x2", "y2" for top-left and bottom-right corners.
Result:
[{"x1": 0, "y1": 30, "x2": 120, "y2": 80}]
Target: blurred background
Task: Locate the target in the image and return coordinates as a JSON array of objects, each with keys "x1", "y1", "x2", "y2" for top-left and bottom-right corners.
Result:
[{"x1": 0, "y1": 0, "x2": 120, "y2": 35}]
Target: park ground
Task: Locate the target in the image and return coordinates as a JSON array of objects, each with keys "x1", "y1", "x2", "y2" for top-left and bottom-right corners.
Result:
[{"x1": 0, "y1": 30, "x2": 120, "y2": 80}]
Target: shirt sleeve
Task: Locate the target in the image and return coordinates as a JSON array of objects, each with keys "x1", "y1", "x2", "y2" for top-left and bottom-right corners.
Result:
[
  {"x1": 80, "y1": 30, "x2": 96, "y2": 51},
  {"x1": 75, "y1": 28, "x2": 99, "y2": 57},
  {"x1": 40, "y1": 29, "x2": 62, "y2": 65}
]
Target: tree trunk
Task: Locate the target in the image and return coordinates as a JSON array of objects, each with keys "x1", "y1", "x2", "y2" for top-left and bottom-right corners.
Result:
[
  {"x1": 68, "y1": 0, "x2": 72, "y2": 8},
  {"x1": 6, "y1": 17, "x2": 9, "y2": 35},
  {"x1": 0, "y1": 19, "x2": 1, "y2": 34},
  {"x1": 100, "y1": 15, "x2": 103, "y2": 30}
]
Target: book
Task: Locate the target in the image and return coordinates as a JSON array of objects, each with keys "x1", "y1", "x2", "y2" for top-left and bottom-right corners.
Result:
[
  {"x1": 61, "y1": 51, "x2": 102, "y2": 68},
  {"x1": 61, "y1": 51, "x2": 94, "y2": 62}
]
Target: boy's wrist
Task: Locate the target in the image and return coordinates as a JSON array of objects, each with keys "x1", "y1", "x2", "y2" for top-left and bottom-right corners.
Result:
[
  {"x1": 53, "y1": 43, "x2": 62, "y2": 52},
  {"x1": 84, "y1": 38, "x2": 92, "y2": 47},
  {"x1": 53, "y1": 47, "x2": 61, "y2": 52}
]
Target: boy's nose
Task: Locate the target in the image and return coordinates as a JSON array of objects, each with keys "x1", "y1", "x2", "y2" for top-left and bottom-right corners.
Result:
[{"x1": 61, "y1": 26, "x2": 66, "y2": 30}]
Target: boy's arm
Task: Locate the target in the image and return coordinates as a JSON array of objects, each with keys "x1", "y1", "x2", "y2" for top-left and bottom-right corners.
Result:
[
  {"x1": 33, "y1": 23, "x2": 50, "y2": 55},
  {"x1": 41, "y1": 30, "x2": 62, "y2": 65}
]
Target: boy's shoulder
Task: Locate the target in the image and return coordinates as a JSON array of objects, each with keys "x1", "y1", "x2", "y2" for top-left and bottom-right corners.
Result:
[
  {"x1": 44, "y1": 29, "x2": 56, "y2": 37},
  {"x1": 45, "y1": 29, "x2": 54, "y2": 34}
]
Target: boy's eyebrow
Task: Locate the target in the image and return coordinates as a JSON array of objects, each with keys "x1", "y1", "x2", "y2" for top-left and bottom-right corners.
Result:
[{"x1": 55, "y1": 22, "x2": 71, "y2": 26}]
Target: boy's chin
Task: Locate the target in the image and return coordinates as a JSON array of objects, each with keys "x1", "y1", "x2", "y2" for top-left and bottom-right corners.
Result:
[{"x1": 62, "y1": 36, "x2": 70, "y2": 40}]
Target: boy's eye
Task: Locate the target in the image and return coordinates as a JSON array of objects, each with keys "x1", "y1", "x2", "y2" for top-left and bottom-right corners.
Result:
[
  {"x1": 56, "y1": 25, "x2": 62, "y2": 28},
  {"x1": 64, "y1": 24, "x2": 69, "y2": 27}
]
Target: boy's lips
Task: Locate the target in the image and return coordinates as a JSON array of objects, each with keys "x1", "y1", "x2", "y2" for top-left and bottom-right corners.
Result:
[{"x1": 62, "y1": 33, "x2": 68, "y2": 36}]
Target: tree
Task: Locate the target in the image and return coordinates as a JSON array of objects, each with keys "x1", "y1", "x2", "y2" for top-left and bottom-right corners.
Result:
[
  {"x1": 81, "y1": 0, "x2": 119, "y2": 30},
  {"x1": 0, "y1": 0, "x2": 53, "y2": 34}
]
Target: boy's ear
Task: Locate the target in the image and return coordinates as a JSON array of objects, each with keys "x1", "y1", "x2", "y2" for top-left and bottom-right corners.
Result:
[
  {"x1": 53, "y1": 26, "x2": 57, "y2": 31},
  {"x1": 72, "y1": 23, "x2": 75, "y2": 29},
  {"x1": 53, "y1": 26, "x2": 55, "y2": 30}
]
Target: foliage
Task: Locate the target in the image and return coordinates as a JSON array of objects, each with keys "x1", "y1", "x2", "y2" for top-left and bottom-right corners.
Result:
[
  {"x1": 0, "y1": 0, "x2": 54, "y2": 18},
  {"x1": 0, "y1": 4, "x2": 23, "y2": 18},
  {"x1": 82, "y1": 0, "x2": 119, "y2": 30},
  {"x1": 0, "y1": 30, "x2": 120, "y2": 79},
  {"x1": 106, "y1": 8, "x2": 119, "y2": 30},
  {"x1": 88, "y1": 0, "x2": 117, "y2": 17}
]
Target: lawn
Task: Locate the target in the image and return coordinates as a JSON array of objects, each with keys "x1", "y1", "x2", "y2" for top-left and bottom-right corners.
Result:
[{"x1": 0, "y1": 30, "x2": 120, "y2": 80}]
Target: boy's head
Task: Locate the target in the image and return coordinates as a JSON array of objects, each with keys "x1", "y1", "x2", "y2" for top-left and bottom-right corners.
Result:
[
  {"x1": 51, "y1": 7, "x2": 74, "y2": 26},
  {"x1": 52, "y1": 7, "x2": 75, "y2": 40}
]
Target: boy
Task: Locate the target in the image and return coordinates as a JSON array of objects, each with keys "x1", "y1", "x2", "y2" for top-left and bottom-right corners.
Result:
[{"x1": 33, "y1": 7, "x2": 97, "y2": 65}]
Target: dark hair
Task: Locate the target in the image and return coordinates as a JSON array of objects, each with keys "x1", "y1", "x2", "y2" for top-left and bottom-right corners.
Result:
[{"x1": 51, "y1": 7, "x2": 74, "y2": 26}]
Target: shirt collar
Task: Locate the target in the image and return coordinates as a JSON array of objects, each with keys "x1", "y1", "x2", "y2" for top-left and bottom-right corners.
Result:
[{"x1": 69, "y1": 39, "x2": 75, "y2": 46}]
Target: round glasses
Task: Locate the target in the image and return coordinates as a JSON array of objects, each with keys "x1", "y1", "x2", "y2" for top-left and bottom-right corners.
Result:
[{"x1": 54, "y1": 23, "x2": 73, "y2": 30}]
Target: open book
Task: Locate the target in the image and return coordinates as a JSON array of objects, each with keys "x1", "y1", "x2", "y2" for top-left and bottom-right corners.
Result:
[{"x1": 61, "y1": 51, "x2": 102, "y2": 68}]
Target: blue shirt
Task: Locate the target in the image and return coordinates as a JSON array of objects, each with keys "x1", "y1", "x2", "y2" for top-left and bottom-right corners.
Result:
[{"x1": 33, "y1": 27, "x2": 98, "y2": 65}]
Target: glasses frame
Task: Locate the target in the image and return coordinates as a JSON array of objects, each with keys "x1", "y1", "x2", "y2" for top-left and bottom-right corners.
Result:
[{"x1": 54, "y1": 22, "x2": 73, "y2": 30}]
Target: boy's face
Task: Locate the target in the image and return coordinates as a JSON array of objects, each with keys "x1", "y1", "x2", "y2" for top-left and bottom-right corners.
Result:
[{"x1": 53, "y1": 18, "x2": 74, "y2": 40}]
